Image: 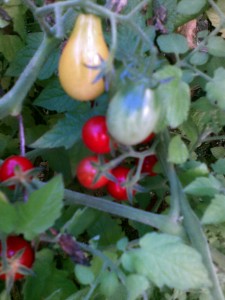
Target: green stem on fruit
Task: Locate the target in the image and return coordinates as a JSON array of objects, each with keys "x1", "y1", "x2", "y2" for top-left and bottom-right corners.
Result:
[
  {"x1": 64, "y1": 188, "x2": 185, "y2": 238},
  {"x1": 0, "y1": 35, "x2": 59, "y2": 119}
]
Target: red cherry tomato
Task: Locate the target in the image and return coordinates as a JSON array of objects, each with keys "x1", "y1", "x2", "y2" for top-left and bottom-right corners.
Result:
[
  {"x1": 0, "y1": 236, "x2": 35, "y2": 281},
  {"x1": 106, "y1": 166, "x2": 135, "y2": 201},
  {"x1": 82, "y1": 116, "x2": 111, "y2": 154},
  {"x1": 141, "y1": 155, "x2": 158, "y2": 176},
  {"x1": 141, "y1": 133, "x2": 155, "y2": 144},
  {"x1": 76, "y1": 156, "x2": 109, "y2": 189},
  {"x1": 0, "y1": 156, "x2": 34, "y2": 189}
]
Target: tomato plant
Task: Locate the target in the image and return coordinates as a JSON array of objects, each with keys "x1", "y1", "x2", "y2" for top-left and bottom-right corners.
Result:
[
  {"x1": 106, "y1": 166, "x2": 135, "y2": 201},
  {"x1": 0, "y1": 156, "x2": 34, "y2": 189},
  {"x1": 82, "y1": 116, "x2": 111, "y2": 154},
  {"x1": 0, "y1": 236, "x2": 34, "y2": 281},
  {"x1": 1, "y1": 0, "x2": 225, "y2": 299},
  {"x1": 58, "y1": 14, "x2": 109, "y2": 101},
  {"x1": 106, "y1": 84, "x2": 159, "y2": 145},
  {"x1": 76, "y1": 156, "x2": 109, "y2": 189}
]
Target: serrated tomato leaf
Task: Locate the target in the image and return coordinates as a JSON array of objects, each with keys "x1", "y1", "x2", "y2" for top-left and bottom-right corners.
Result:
[{"x1": 121, "y1": 232, "x2": 211, "y2": 290}]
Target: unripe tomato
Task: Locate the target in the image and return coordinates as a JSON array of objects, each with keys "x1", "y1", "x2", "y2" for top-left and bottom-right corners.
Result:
[
  {"x1": 106, "y1": 84, "x2": 159, "y2": 145},
  {"x1": 58, "y1": 14, "x2": 109, "y2": 101},
  {"x1": 106, "y1": 166, "x2": 135, "y2": 201},
  {"x1": 82, "y1": 116, "x2": 111, "y2": 154},
  {"x1": 76, "y1": 156, "x2": 109, "y2": 189},
  {"x1": 0, "y1": 236, "x2": 35, "y2": 281}
]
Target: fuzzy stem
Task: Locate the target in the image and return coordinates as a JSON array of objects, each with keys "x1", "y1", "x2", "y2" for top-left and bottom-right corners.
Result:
[
  {"x1": 64, "y1": 188, "x2": 185, "y2": 237},
  {"x1": 0, "y1": 35, "x2": 59, "y2": 119}
]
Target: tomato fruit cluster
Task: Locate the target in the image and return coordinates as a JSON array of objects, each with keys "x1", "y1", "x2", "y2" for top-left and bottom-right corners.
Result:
[{"x1": 0, "y1": 236, "x2": 35, "y2": 281}]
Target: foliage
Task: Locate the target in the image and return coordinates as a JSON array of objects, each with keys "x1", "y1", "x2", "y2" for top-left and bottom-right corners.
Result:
[{"x1": 1, "y1": 0, "x2": 225, "y2": 299}]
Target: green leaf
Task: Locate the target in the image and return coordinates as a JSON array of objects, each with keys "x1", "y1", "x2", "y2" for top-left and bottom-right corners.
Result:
[
  {"x1": 121, "y1": 232, "x2": 211, "y2": 290},
  {"x1": 212, "y1": 159, "x2": 225, "y2": 174},
  {"x1": 211, "y1": 146, "x2": 225, "y2": 159},
  {"x1": 65, "y1": 207, "x2": 101, "y2": 237},
  {"x1": 75, "y1": 265, "x2": 95, "y2": 285},
  {"x1": 189, "y1": 51, "x2": 209, "y2": 66},
  {"x1": 207, "y1": 36, "x2": 225, "y2": 57},
  {"x1": 6, "y1": 33, "x2": 43, "y2": 77},
  {"x1": 126, "y1": 274, "x2": 149, "y2": 300},
  {"x1": 15, "y1": 175, "x2": 64, "y2": 240},
  {"x1": 154, "y1": 66, "x2": 190, "y2": 128},
  {"x1": 0, "y1": 201, "x2": 17, "y2": 234},
  {"x1": 5, "y1": 4, "x2": 27, "y2": 39},
  {"x1": 38, "y1": 48, "x2": 60, "y2": 80},
  {"x1": 157, "y1": 33, "x2": 189, "y2": 54},
  {"x1": 202, "y1": 194, "x2": 225, "y2": 225},
  {"x1": 177, "y1": 0, "x2": 206, "y2": 15},
  {"x1": 87, "y1": 213, "x2": 124, "y2": 247},
  {"x1": 168, "y1": 135, "x2": 189, "y2": 164},
  {"x1": 23, "y1": 249, "x2": 77, "y2": 300},
  {"x1": 34, "y1": 79, "x2": 82, "y2": 113},
  {"x1": 100, "y1": 271, "x2": 119, "y2": 297},
  {"x1": 0, "y1": 34, "x2": 24, "y2": 61},
  {"x1": 184, "y1": 175, "x2": 221, "y2": 196},
  {"x1": 206, "y1": 68, "x2": 225, "y2": 109}
]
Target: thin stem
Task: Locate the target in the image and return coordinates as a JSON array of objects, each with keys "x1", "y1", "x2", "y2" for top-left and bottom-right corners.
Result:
[
  {"x1": 77, "y1": 241, "x2": 126, "y2": 284},
  {"x1": 157, "y1": 131, "x2": 181, "y2": 221},
  {"x1": 17, "y1": 114, "x2": 26, "y2": 157},
  {"x1": 178, "y1": 183, "x2": 225, "y2": 300},
  {"x1": 64, "y1": 188, "x2": 185, "y2": 237},
  {"x1": 0, "y1": 35, "x2": 59, "y2": 119},
  {"x1": 126, "y1": 0, "x2": 150, "y2": 20},
  {"x1": 204, "y1": 135, "x2": 225, "y2": 142}
]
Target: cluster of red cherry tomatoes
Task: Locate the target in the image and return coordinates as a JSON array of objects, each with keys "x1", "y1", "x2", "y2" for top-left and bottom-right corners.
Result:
[{"x1": 76, "y1": 115, "x2": 158, "y2": 201}]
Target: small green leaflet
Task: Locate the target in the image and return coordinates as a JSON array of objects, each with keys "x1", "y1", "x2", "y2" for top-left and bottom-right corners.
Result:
[
  {"x1": 206, "y1": 67, "x2": 225, "y2": 109},
  {"x1": 168, "y1": 135, "x2": 189, "y2": 164},
  {"x1": 207, "y1": 36, "x2": 225, "y2": 58},
  {"x1": 157, "y1": 33, "x2": 189, "y2": 54},
  {"x1": 177, "y1": 0, "x2": 206, "y2": 15},
  {"x1": 202, "y1": 194, "x2": 225, "y2": 225},
  {"x1": 154, "y1": 65, "x2": 190, "y2": 128},
  {"x1": 121, "y1": 232, "x2": 211, "y2": 290},
  {"x1": 184, "y1": 175, "x2": 222, "y2": 197}
]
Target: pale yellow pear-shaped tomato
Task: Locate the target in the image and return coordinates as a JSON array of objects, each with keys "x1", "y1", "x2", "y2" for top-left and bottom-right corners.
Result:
[{"x1": 58, "y1": 14, "x2": 109, "y2": 101}]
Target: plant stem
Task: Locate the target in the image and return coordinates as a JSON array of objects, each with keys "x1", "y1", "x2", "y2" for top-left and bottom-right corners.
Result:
[
  {"x1": 159, "y1": 131, "x2": 224, "y2": 299},
  {"x1": 157, "y1": 131, "x2": 181, "y2": 221},
  {"x1": 178, "y1": 182, "x2": 225, "y2": 300},
  {"x1": 17, "y1": 114, "x2": 26, "y2": 157},
  {"x1": 64, "y1": 189, "x2": 185, "y2": 237},
  {"x1": 0, "y1": 35, "x2": 59, "y2": 119}
]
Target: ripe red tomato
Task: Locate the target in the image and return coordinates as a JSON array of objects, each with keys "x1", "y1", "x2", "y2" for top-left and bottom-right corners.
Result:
[
  {"x1": 0, "y1": 156, "x2": 34, "y2": 189},
  {"x1": 0, "y1": 236, "x2": 35, "y2": 281},
  {"x1": 76, "y1": 156, "x2": 109, "y2": 189},
  {"x1": 141, "y1": 155, "x2": 158, "y2": 176},
  {"x1": 141, "y1": 133, "x2": 155, "y2": 144},
  {"x1": 106, "y1": 166, "x2": 135, "y2": 201},
  {"x1": 82, "y1": 116, "x2": 111, "y2": 154}
]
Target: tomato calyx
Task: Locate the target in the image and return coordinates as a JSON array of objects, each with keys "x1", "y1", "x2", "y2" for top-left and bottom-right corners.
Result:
[
  {"x1": 76, "y1": 155, "x2": 110, "y2": 190},
  {"x1": 0, "y1": 236, "x2": 35, "y2": 292},
  {"x1": 0, "y1": 156, "x2": 34, "y2": 190}
]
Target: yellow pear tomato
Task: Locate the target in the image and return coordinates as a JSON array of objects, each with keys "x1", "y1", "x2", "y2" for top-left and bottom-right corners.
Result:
[{"x1": 58, "y1": 14, "x2": 109, "y2": 101}]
